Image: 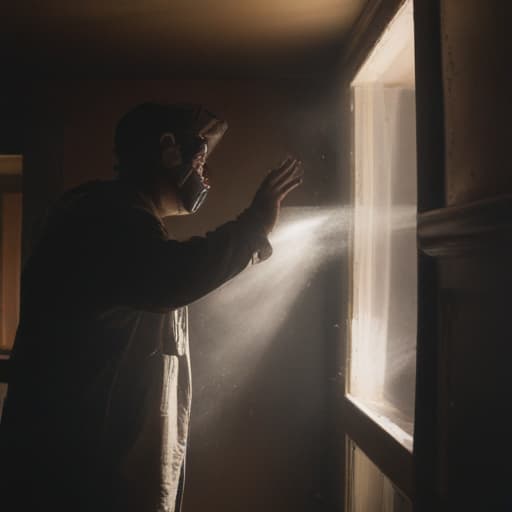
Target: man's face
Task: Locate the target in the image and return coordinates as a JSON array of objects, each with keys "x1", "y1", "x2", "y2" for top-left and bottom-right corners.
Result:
[
  {"x1": 158, "y1": 133, "x2": 211, "y2": 215},
  {"x1": 160, "y1": 133, "x2": 183, "y2": 169},
  {"x1": 160, "y1": 133, "x2": 207, "y2": 177}
]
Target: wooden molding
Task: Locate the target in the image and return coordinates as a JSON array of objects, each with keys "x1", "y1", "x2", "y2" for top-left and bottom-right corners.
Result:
[
  {"x1": 340, "y1": 0, "x2": 407, "y2": 81},
  {"x1": 418, "y1": 194, "x2": 512, "y2": 257}
]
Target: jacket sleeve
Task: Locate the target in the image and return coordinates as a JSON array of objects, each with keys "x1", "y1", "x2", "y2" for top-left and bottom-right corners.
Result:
[{"x1": 107, "y1": 207, "x2": 272, "y2": 311}]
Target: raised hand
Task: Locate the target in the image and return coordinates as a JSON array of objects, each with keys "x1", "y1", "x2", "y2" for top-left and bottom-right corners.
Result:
[{"x1": 249, "y1": 156, "x2": 303, "y2": 235}]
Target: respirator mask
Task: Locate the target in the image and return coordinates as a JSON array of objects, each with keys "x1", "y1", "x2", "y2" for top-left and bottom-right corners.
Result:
[
  {"x1": 161, "y1": 108, "x2": 228, "y2": 213},
  {"x1": 115, "y1": 103, "x2": 228, "y2": 214}
]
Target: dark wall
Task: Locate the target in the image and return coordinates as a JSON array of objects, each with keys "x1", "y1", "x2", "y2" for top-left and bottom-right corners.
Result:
[
  {"x1": 419, "y1": 1, "x2": 512, "y2": 509},
  {"x1": 0, "y1": 84, "x2": 23, "y2": 155},
  {"x1": 442, "y1": 0, "x2": 511, "y2": 205},
  {"x1": 18, "y1": 79, "x2": 339, "y2": 512}
]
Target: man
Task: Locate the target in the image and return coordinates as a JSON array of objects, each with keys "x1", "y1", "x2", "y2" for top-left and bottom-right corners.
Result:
[{"x1": 0, "y1": 103, "x2": 302, "y2": 511}]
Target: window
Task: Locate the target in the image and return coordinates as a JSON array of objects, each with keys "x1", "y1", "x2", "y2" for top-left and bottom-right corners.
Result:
[
  {"x1": 0, "y1": 154, "x2": 22, "y2": 419},
  {"x1": 344, "y1": 0, "x2": 416, "y2": 507},
  {"x1": 347, "y1": 439, "x2": 412, "y2": 512},
  {"x1": 0, "y1": 155, "x2": 22, "y2": 352}
]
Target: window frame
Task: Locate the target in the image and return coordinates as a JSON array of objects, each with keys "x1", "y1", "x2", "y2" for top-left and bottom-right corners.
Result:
[
  {"x1": 346, "y1": 0, "x2": 416, "y2": 500},
  {"x1": 336, "y1": 0, "x2": 445, "y2": 509},
  {"x1": 0, "y1": 154, "x2": 23, "y2": 353}
]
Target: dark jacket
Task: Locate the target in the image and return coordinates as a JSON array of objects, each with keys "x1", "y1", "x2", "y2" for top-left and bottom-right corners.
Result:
[{"x1": 0, "y1": 180, "x2": 270, "y2": 512}]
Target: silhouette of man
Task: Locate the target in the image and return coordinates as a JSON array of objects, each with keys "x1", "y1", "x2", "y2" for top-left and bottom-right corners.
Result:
[{"x1": 0, "y1": 103, "x2": 302, "y2": 512}]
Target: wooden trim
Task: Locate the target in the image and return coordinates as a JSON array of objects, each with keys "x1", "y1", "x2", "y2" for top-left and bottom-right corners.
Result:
[
  {"x1": 341, "y1": 396, "x2": 414, "y2": 499},
  {"x1": 340, "y1": 0, "x2": 408, "y2": 82},
  {"x1": 418, "y1": 194, "x2": 512, "y2": 257},
  {"x1": 0, "y1": 155, "x2": 23, "y2": 175},
  {"x1": 412, "y1": 2, "x2": 445, "y2": 511},
  {"x1": 337, "y1": 0, "x2": 419, "y2": 508},
  {"x1": 414, "y1": 0, "x2": 446, "y2": 212}
]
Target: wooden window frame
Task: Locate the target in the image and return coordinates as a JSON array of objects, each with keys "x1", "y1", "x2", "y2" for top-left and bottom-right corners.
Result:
[
  {"x1": 335, "y1": 0, "x2": 445, "y2": 509},
  {"x1": 0, "y1": 191, "x2": 22, "y2": 350}
]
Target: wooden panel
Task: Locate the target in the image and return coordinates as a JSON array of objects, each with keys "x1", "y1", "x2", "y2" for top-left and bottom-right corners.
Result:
[
  {"x1": 436, "y1": 252, "x2": 512, "y2": 510},
  {"x1": 417, "y1": 193, "x2": 512, "y2": 508},
  {"x1": 418, "y1": 194, "x2": 512, "y2": 257},
  {"x1": 442, "y1": 0, "x2": 511, "y2": 205},
  {"x1": 411, "y1": 2, "x2": 447, "y2": 511}
]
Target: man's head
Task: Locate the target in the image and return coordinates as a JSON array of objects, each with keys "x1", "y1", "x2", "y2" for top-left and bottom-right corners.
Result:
[{"x1": 114, "y1": 102, "x2": 228, "y2": 214}]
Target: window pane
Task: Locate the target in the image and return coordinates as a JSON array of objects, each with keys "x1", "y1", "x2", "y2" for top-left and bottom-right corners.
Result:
[
  {"x1": 347, "y1": 439, "x2": 412, "y2": 512},
  {"x1": 0, "y1": 155, "x2": 22, "y2": 351},
  {"x1": 348, "y1": 0, "x2": 416, "y2": 450}
]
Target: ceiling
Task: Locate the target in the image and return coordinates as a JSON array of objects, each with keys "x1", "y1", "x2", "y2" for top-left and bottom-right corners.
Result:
[{"x1": 2, "y1": 0, "x2": 368, "y2": 76}]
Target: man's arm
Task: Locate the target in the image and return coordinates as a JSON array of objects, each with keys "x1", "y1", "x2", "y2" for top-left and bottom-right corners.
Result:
[{"x1": 108, "y1": 157, "x2": 303, "y2": 310}]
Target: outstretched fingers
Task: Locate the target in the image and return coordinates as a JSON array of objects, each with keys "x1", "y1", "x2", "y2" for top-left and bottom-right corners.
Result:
[
  {"x1": 250, "y1": 155, "x2": 304, "y2": 234},
  {"x1": 255, "y1": 156, "x2": 303, "y2": 206},
  {"x1": 277, "y1": 175, "x2": 303, "y2": 201},
  {"x1": 265, "y1": 157, "x2": 297, "y2": 185},
  {"x1": 273, "y1": 160, "x2": 303, "y2": 193},
  {"x1": 272, "y1": 158, "x2": 301, "y2": 183}
]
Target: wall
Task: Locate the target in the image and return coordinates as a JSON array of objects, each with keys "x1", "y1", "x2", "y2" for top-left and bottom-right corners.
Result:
[
  {"x1": 418, "y1": 1, "x2": 512, "y2": 509},
  {"x1": 442, "y1": 0, "x2": 511, "y2": 205},
  {"x1": 19, "y1": 78, "x2": 339, "y2": 511}
]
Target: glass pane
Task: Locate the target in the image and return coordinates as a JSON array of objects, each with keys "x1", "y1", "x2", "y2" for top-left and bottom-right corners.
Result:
[
  {"x1": 348, "y1": 0, "x2": 416, "y2": 450},
  {"x1": 347, "y1": 439, "x2": 412, "y2": 512},
  {"x1": 0, "y1": 154, "x2": 23, "y2": 351}
]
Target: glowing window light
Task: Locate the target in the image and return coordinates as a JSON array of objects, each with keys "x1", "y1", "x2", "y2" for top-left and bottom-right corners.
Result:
[
  {"x1": 347, "y1": 439, "x2": 412, "y2": 512},
  {"x1": 0, "y1": 155, "x2": 23, "y2": 352},
  {"x1": 348, "y1": 0, "x2": 417, "y2": 451}
]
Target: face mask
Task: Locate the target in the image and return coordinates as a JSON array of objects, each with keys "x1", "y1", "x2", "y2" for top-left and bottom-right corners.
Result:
[
  {"x1": 162, "y1": 110, "x2": 228, "y2": 214},
  {"x1": 176, "y1": 137, "x2": 210, "y2": 213}
]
